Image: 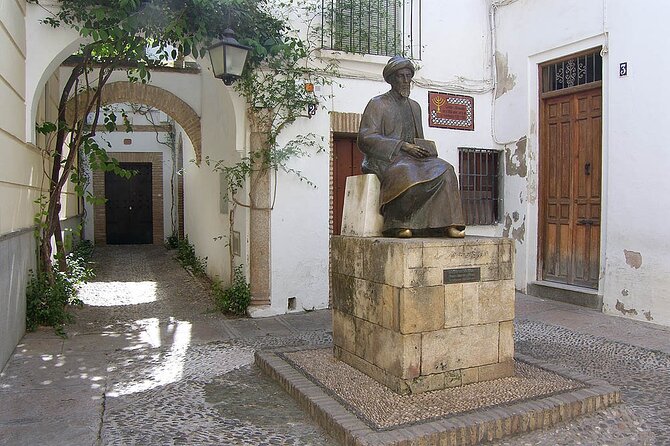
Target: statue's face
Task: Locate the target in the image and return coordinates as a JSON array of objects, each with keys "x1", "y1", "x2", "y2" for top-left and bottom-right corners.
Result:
[{"x1": 390, "y1": 68, "x2": 413, "y2": 98}]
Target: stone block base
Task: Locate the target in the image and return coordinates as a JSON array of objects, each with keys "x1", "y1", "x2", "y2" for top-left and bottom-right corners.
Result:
[
  {"x1": 331, "y1": 235, "x2": 515, "y2": 394},
  {"x1": 340, "y1": 174, "x2": 383, "y2": 236}
]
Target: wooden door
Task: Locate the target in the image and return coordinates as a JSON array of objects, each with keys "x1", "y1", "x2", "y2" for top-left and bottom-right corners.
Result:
[
  {"x1": 105, "y1": 162, "x2": 153, "y2": 244},
  {"x1": 540, "y1": 87, "x2": 601, "y2": 288},
  {"x1": 332, "y1": 137, "x2": 363, "y2": 235}
]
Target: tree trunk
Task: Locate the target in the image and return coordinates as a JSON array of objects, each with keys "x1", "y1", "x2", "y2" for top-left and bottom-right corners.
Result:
[{"x1": 36, "y1": 48, "x2": 114, "y2": 277}]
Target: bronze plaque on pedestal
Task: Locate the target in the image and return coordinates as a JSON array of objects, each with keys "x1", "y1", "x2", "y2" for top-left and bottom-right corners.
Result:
[{"x1": 443, "y1": 267, "x2": 481, "y2": 284}]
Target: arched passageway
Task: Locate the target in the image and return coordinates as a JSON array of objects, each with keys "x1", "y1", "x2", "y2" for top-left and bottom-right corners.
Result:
[{"x1": 66, "y1": 81, "x2": 202, "y2": 164}]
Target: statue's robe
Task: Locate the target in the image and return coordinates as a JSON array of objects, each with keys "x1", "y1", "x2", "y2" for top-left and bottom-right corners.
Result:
[{"x1": 358, "y1": 90, "x2": 465, "y2": 235}]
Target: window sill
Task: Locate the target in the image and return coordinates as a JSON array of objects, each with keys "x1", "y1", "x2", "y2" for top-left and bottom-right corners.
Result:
[{"x1": 316, "y1": 49, "x2": 393, "y2": 66}]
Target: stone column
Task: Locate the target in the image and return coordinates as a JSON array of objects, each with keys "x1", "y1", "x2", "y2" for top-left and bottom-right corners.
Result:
[{"x1": 248, "y1": 108, "x2": 272, "y2": 306}]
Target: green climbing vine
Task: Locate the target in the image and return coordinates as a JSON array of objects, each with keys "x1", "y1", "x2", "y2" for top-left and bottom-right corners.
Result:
[
  {"x1": 202, "y1": 1, "x2": 339, "y2": 304},
  {"x1": 209, "y1": 0, "x2": 339, "y2": 205}
]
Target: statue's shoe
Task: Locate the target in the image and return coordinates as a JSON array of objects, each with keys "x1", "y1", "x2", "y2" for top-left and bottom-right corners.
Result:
[
  {"x1": 396, "y1": 229, "x2": 413, "y2": 238},
  {"x1": 446, "y1": 226, "x2": 465, "y2": 238}
]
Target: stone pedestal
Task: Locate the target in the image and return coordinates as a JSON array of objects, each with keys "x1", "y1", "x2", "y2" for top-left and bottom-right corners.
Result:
[
  {"x1": 331, "y1": 236, "x2": 515, "y2": 395},
  {"x1": 340, "y1": 174, "x2": 383, "y2": 237}
]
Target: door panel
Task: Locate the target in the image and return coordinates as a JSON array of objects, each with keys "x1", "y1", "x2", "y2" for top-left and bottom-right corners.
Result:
[
  {"x1": 105, "y1": 162, "x2": 153, "y2": 244},
  {"x1": 543, "y1": 96, "x2": 572, "y2": 281},
  {"x1": 541, "y1": 88, "x2": 601, "y2": 288},
  {"x1": 332, "y1": 137, "x2": 363, "y2": 235}
]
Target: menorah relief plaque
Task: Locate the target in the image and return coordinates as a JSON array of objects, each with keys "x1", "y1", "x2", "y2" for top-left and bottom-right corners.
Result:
[{"x1": 428, "y1": 91, "x2": 474, "y2": 131}]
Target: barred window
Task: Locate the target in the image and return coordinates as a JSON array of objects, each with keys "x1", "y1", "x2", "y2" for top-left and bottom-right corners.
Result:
[
  {"x1": 321, "y1": 0, "x2": 421, "y2": 59},
  {"x1": 541, "y1": 49, "x2": 602, "y2": 93},
  {"x1": 459, "y1": 148, "x2": 501, "y2": 225}
]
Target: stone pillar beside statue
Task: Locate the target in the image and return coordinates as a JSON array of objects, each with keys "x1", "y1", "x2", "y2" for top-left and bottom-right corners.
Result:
[{"x1": 331, "y1": 175, "x2": 515, "y2": 395}]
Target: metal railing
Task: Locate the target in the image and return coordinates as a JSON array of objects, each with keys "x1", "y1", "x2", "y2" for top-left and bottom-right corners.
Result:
[{"x1": 321, "y1": 0, "x2": 421, "y2": 59}]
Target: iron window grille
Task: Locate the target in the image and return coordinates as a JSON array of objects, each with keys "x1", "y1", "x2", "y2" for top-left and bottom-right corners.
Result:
[
  {"x1": 321, "y1": 0, "x2": 421, "y2": 59},
  {"x1": 458, "y1": 148, "x2": 501, "y2": 226},
  {"x1": 541, "y1": 49, "x2": 602, "y2": 93}
]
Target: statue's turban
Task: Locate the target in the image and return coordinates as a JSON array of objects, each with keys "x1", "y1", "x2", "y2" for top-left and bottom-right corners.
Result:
[{"x1": 382, "y1": 56, "x2": 416, "y2": 83}]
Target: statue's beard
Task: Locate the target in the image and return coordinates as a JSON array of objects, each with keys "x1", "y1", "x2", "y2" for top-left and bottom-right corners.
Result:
[{"x1": 398, "y1": 85, "x2": 411, "y2": 98}]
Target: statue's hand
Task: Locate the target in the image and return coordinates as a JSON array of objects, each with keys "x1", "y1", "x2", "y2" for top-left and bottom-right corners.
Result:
[{"x1": 401, "y1": 142, "x2": 430, "y2": 158}]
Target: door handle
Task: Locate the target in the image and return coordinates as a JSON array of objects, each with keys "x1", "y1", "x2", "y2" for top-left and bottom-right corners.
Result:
[
  {"x1": 584, "y1": 162, "x2": 591, "y2": 176},
  {"x1": 577, "y1": 219, "x2": 594, "y2": 225}
]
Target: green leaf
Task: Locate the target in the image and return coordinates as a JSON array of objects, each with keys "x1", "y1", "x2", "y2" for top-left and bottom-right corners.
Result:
[{"x1": 36, "y1": 122, "x2": 58, "y2": 135}]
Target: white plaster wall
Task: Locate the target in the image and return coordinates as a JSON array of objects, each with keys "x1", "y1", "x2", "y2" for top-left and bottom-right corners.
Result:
[
  {"x1": 25, "y1": 1, "x2": 82, "y2": 143},
  {"x1": 419, "y1": 0, "x2": 491, "y2": 87},
  {"x1": 493, "y1": 0, "x2": 606, "y2": 291},
  {"x1": 494, "y1": 0, "x2": 670, "y2": 326},
  {"x1": 182, "y1": 69, "x2": 247, "y2": 285},
  {"x1": 599, "y1": 2, "x2": 670, "y2": 325},
  {"x1": 269, "y1": 110, "x2": 331, "y2": 314}
]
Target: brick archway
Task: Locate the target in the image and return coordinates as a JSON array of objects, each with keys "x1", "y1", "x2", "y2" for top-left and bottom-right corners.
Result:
[{"x1": 66, "y1": 81, "x2": 202, "y2": 164}]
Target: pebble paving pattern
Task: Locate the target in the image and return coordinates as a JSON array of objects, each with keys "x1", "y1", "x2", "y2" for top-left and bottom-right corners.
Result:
[
  {"x1": 37, "y1": 246, "x2": 667, "y2": 445},
  {"x1": 490, "y1": 320, "x2": 665, "y2": 446},
  {"x1": 284, "y1": 348, "x2": 584, "y2": 429},
  {"x1": 68, "y1": 246, "x2": 338, "y2": 445},
  {"x1": 101, "y1": 335, "x2": 337, "y2": 445}
]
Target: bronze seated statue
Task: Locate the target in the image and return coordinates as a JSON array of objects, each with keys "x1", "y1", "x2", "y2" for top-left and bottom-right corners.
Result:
[{"x1": 357, "y1": 56, "x2": 466, "y2": 238}]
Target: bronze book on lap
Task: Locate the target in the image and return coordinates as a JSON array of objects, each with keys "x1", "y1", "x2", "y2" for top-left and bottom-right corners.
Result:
[{"x1": 414, "y1": 138, "x2": 438, "y2": 157}]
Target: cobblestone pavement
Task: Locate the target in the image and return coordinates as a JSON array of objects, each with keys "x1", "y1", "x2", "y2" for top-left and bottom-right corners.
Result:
[{"x1": 1, "y1": 245, "x2": 670, "y2": 445}]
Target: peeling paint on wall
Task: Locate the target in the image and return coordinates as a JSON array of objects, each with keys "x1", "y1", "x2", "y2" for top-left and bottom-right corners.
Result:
[
  {"x1": 621, "y1": 289, "x2": 629, "y2": 296},
  {"x1": 512, "y1": 221, "x2": 526, "y2": 243},
  {"x1": 502, "y1": 213, "x2": 526, "y2": 243},
  {"x1": 495, "y1": 51, "x2": 516, "y2": 99},
  {"x1": 624, "y1": 250, "x2": 642, "y2": 269},
  {"x1": 505, "y1": 137, "x2": 528, "y2": 178},
  {"x1": 503, "y1": 214, "x2": 513, "y2": 238},
  {"x1": 644, "y1": 311, "x2": 654, "y2": 321},
  {"x1": 615, "y1": 300, "x2": 638, "y2": 316}
]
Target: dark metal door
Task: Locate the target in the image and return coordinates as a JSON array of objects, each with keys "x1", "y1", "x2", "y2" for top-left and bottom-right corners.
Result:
[
  {"x1": 332, "y1": 137, "x2": 363, "y2": 235},
  {"x1": 105, "y1": 162, "x2": 153, "y2": 244}
]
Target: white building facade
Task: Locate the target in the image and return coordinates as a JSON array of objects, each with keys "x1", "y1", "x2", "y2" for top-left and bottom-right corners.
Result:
[
  {"x1": 493, "y1": 0, "x2": 670, "y2": 325},
  {"x1": 2, "y1": 0, "x2": 670, "y2": 368}
]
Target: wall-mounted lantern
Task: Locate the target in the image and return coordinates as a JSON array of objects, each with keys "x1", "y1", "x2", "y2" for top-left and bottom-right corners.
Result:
[{"x1": 207, "y1": 28, "x2": 252, "y2": 85}]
